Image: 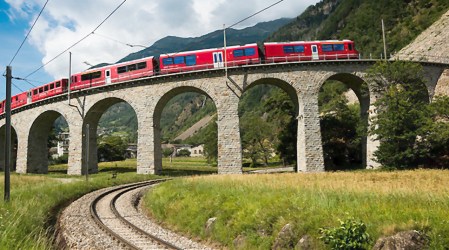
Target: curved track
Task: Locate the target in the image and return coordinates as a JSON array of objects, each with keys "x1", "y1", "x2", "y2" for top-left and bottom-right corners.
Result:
[{"x1": 90, "y1": 180, "x2": 182, "y2": 250}]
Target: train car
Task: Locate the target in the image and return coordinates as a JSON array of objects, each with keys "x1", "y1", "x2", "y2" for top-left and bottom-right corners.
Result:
[
  {"x1": 159, "y1": 44, "x2": 262, "y2": 74},
  {"x1": 264, "y1": 40, "x2": 359, "y2": 63},
  {"x1": 30, "y1": 79, "x2": 68, "y2": 102},
  {"x1": 70, "y1": 57, "x2": 157, "y2": 91},
  {"x1": 0, "y1": 92, "x2": 28, "y2": 114}
]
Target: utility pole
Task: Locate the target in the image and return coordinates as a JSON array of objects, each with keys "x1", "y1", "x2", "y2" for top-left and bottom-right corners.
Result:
[
  {"x1": 223, "y1": 24, "x2": 228, "y2": 80},
  {"x1": 68, "y1": 52, "x2": 72, "y2": 105},
  {"x1": 85, "y1": 124, "x2": 89, "y2": 181},
  {"x1": 382, "y1": 19, "x2": 387, "y2": 60},
  {"x1": 4, "y1": 66, "x2": 12, "y2": 202}
]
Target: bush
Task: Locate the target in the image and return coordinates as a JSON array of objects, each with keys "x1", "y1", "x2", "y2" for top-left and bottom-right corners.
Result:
[
  {"x1": 319, "y1": 218, "x2": 370, "y2": 250},
  {"x1": 50, "y1": 154, "x2": 68, "y2": 165}
]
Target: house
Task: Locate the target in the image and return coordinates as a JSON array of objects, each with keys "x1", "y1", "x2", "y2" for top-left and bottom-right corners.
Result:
[
  {"x1": 190, "y1": 144, "x2": 204, "y2": 157},
  {"x1": 124, "y1": 143, "x2": 137, "y2": 159},
  {"x1": 56, "y1": 132, "x2": 70, "y2": 157}
]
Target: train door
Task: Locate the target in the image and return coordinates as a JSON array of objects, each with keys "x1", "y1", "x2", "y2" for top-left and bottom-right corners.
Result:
[
  {"x1": 105, "y1": 69, "x2": 111, "y2": 84},
  {"x1": 213, "y1": 52, "x2": 224, "y2": 68},
  {"x1": 27, "y1": 90, "x2": 32, "y2": 104},
  {"x1": 311, "y1": 45, "x2": 319, "y2": 60}
]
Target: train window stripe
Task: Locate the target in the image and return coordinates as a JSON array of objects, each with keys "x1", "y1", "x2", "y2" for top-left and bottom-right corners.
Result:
[
  {"x1": 50, "y1": 83, "x2": 55, "y2": 90},
  {"x1": 244, "y1": 48, "x2": 256, "y2": 56},
  {"x1": 118, "y1": 66, "x2": 127, "y2": 74},
  {"x1": 174, "y1": 56, "x2": 185, "y2": 65},
  {"x1": 322, "y1": 44, "x2": 333, "y2": 52},
  {"x1": 163, "y1": 58, "x2": 173, "y2": 65},
  {"x1": 137, "y1": 62, "x2": 147, "y2": 70},
  {"x1": 283, "y1": 46, "x2": 294, "y2": 53},
  {"x1": 333, "y1": 44, "x2": 345, "y2": 51},
  {"x1": 294, "y1": 45, "x2": 305, "y2": 53},
  {"x1": 234, "y1": 49, "x2": 244, "y2": 57},
  {"x1": 185, "y1": 55, "x2": 196, "y2": 66}
]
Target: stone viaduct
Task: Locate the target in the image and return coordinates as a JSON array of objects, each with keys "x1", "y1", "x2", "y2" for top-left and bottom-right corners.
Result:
[{"x1": 0, "y1": 60, "x2": 447, "y2": 175}]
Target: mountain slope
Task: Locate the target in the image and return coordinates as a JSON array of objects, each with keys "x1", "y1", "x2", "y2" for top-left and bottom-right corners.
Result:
[{"x1": 265, "y1": 0, "x2": 449, "y2": 56}]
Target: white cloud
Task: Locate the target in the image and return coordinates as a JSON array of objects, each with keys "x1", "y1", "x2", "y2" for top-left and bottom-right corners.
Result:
[{"x1": 5, "y1": 0, "x2": 319, "y2": 81}]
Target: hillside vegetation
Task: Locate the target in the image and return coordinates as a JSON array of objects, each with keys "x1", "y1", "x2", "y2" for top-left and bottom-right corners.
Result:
[{"x1": 265, "y1": 0, "x2": 449, "y2": 56}]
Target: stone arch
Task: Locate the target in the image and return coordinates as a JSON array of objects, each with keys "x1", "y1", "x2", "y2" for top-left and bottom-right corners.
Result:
[
  {"x1": 82, "y1": 97, "x2": 137, "y2": 174},
  {"x1": 0, "y1": 125, "x2": 18, "y2": 172},
  {"x1": 317, "y1": 72, "x2": 372, "y2": 169},
  {"x1": 152, "y1": 85, "x2": 216, "y2": 174},
  {"x1": 27, "y1": 110, "x2": 70, "y2": 173},
  {"x1": 243, "y1": 77, "x2": 300, "y2": 115}
]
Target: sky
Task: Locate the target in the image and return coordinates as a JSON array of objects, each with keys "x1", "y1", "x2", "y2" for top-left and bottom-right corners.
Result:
[{"x1": 0, "y1": 0, "x2": 319, "y2": 99}]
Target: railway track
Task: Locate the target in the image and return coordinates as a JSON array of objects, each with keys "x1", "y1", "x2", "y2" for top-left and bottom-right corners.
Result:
[{"x1": 90, "y1": 180, "x2": 182, "y2": 250}]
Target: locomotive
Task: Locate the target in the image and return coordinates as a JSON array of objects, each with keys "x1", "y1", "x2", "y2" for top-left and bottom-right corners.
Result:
[{"x1": 0, "y1": 40, "x2": 358, "y2": 113}]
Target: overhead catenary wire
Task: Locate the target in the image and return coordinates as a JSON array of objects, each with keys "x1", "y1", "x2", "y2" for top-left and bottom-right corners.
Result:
[
  {"x1": 23, "y1": 0, "x2": 129, "y2": 80},
  {"x1": 5, "y1": 0, "x2": 50, "y2": 70},
  {"x1": 93, "y1": 0, "x2": 285, "y2": 59}
]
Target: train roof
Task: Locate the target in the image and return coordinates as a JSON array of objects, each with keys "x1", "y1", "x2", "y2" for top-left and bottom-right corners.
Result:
[
  {"x1": 161, "y1": 43, "x2": 258, "y2": 57},
  {"x1": 264, "y1": 40, "x2": 352, "y2": 45}
]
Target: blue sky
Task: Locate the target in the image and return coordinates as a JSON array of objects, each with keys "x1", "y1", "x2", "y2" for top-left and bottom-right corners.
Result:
[{"x1": 0, "y1": 0, "x2": 320, "y2": 100}]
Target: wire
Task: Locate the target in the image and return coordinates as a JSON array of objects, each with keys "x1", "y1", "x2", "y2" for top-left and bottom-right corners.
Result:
[
  {"x1": 169, "y1": 0, "x2": 285, "y2": 57},
  {"x1": 93, "y1": 32, "x2": 168, "y2": 55},
  {"x1": 4, "y1": 0, "x2": 50, "y2": 75},
  {"x1": 93, "y1": 0, "x2": 285, "y2": 59},
  {"x1": 23, "y1": 0, "x2": 128, "y2": 80},
  {"x1": 11, "y1": 81, "x2": 24, "y2": 93}
]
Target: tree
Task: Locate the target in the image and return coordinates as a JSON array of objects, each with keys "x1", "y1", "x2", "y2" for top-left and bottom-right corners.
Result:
[
  {"x1": 178, "y1": 149, "x2": 191, "y2": 157},
  {"x1": 264, "y1": 90, "x2": 297, "y2": 166},
  {"x1": 241, "y1": 116, "x2": 275, "y2": 167},
  {"x1": 203, "y1": 116, "x2": 218, "y2": 164},
  {"x1": 318, "y1": 81, "x2": 364, "y2": 170},
  {"x1": 366, "y1": 60, "x2": 429, "y2": 170},
  {"x1": 97, "y1": 136, "x2": 127, "y2": 162},
  {"x1": 162, "y1": 148, "x2": 174, "y2": 157}
]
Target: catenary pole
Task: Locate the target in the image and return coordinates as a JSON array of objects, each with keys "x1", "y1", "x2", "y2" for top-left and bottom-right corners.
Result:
[
  {"x1": 85, "y1": 124, "x2": 89, "y2": 181},
  {"x1": 4, "y1": 66, "x2": 12, "y2": 202},
  {"x1": 223, "y1": 24, "x2": 228, "y2": 80},
  {"x1": 68, "y1": 52, "x2": 72, "y2": 105},
  {"x1": 382, "y1": 19, "x2": 387, "y2": 60}
]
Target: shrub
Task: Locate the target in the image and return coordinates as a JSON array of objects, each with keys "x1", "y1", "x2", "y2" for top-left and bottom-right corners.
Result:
[
  {"x1": 319, "y1": 218, "x2": 370, "y2": 250},
  {"x1": 162, "y1": 148, "x2": 174, "y2": 157},
  {"x1": 178, "y1": 149, "x2": 191, "y2": 157}
]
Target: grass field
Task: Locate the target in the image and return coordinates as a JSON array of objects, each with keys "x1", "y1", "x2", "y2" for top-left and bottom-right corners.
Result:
[
  {"x1": 143, "y1": 170, "x2": 449, "y2": 249},
  {"x1": 0, "y1": 157, "x2": 276, "y2": 249}
]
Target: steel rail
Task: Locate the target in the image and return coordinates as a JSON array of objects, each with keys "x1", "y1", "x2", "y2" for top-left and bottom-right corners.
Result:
[
  {"x1": 90, "y1": 179, "x2": 178, "y2": 250},
  {"x1": 110, "y1": 184, "x2": 183, "y2": 250}
]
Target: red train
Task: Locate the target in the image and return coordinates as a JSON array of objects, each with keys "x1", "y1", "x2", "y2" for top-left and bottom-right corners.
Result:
[{"x1": 0, "y1": 40, "x2": 359, "y2": 113}]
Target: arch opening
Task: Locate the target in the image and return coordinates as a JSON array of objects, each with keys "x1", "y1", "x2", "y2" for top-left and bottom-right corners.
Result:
[
  {"x1": 153, "y1": 86, "x2": 217, "y2": 175},
  {"x1": 0, "y1": 125, "x2": 18, "y2": 172},
  {"x1": 27, "y1": 111, "x2": 69, "y2": 174},
  {"x1": 83, "y1": 97, "x2": 138, "y2": 175},
  {"x1": 239, "y1": 78, "x2": 299, "y2": 170},
  {"x1": 319, "y1": 73, "x2": 370, "y2": 171}
]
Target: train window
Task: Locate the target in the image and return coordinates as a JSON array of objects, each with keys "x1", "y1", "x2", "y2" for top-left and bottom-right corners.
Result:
[
  {"x1": 56, "y1": 81, "x2": 60, "y2": 88},
  {"x1": 233, "y1": 49, "x2": 244, "y2": 57},
  {"x1": 283, "y1": 46, "x2": 294, "y2": 53},
  {"x1": 15, "y1": 97, "x2": 18, "y2": 101},
  {"x1": 39, "y1": 87, "x2": 43, "y2": 93},
  {"x1": 186, "y1": 55, "x2": 196, "y2": 66},
  {"x1": 137, "y1": 62, "x2": 147, "y2": 70},
  {"x1": 91, "y1": 71, "x2": 101, "y2": 79},
  {"x1": 174, "y1": 56, "x2": 185, "y2": 64},
  {"x1": 50, "y1": 83, "x2": 55, "y2": 89},
  {"x1": 117, "y1": 66, "x2": 127, "y2": 74},
  {"x1": 294, "y1": 45, "x2": 305, "y2": 53},
  {"x1": 44, "y1": 86, "x2": 49, "y2": 91},
  {"x1": 75, "y1": 76, "x2": 78, "y2": 83},
  {"x1": 128, "y1": 64, "x2": 137, "y2": 72},
  {"x1": 333, "y1": 44, "x2": 345, "y2": 51},
  {"x1": 244, "y1": 48, "x2": 256, "y2": 56},
  {"x1": 163, "y1": 58, "x2": 173, "y2": 65},
  {"x1": 33, "y1": 89, "x2": 38, "y2": 95},
  {"x1": 348, "y1": 43, "x2": 353, "y2": 51},
  {"x1": 353, "y1": 44, "x2": 357, "y2": 51},
  {"x1": 322, "y1": 44, "x2": 333, "y2": 52},
  {"x1": 81, "y1": 73, "x2": 90, "y2": 81}
]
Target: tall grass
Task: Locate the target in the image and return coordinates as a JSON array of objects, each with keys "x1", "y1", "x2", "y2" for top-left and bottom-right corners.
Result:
[
  {"x1": 0, "y1": 172, "x2": 159, "y2": 249},
  {"x1": 144, "y1": 170, "x2": 449, "y2": 249}
]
